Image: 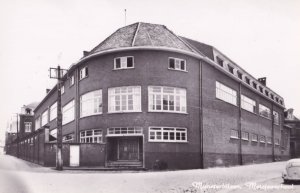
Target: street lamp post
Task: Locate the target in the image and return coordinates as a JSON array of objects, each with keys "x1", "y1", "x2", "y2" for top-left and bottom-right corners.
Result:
[{"x1": 50, "y1": 65, "x2": 67, "y2": 171}]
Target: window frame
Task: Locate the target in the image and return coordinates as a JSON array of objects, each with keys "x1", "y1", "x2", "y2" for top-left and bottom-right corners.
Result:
[
  {"x1": 216, "y1": 56, "x2": 224, "y2": 67},
  {"x1": 80, "y1": 89, "x2": 103, "y2": 118},
  {"x1": 259, "y1": 104, "x2": 271, "y2": 119},
  {"x1": 69, "y1": 75, "x2": 74, "y2": 87},
  {"x1": 24, "y1": 122, "x2": 32, "y2": 133},
  {"x1": 41, "y1": 110, "x2": 48, "y2": 126},
  {"x1": 148, "y1": 86, "x2": 187, "y2": 113},
  {"x1": 62, "y1": 99, "x2": 75, "y2": 125},
  {"x1": 108, "y1": 86, "x2": 141, "y2": 113},
  {"x1": 80, "y1": 129, "x2": 103, "y2": 143},
  {"x1": 80, "y1": 66, "x2": 88, "y2": 80},
  {"x1": 273, "y1": 111, "x2": 280, "y2": 125},
  {"x1": 148, "y1": 127, "x2": 187, "y2": 143},
  {"x1": 49, "y1": 102, "x2": 57, "y2": 121},
  {"x1": 259, "y1": 135, "x2": 266, "y2": 143},
  {"x1": 230, "y1": 129, "x2": 239, "y2": 139},
  {"x1": 114, "y1": 56, "x2": 134, "y2": 70},
  {"x1": 241, "y1": 95, "x2": 256, "y2": 113},
  {"x1": 251, "y1": 133, "x2": 258, "y2": 142},
  {"x1": 216, "y1": 81, "x2": 237, "y2": 106},
  {"x1": 241, "y1": 131, "x2": 249, "y2": 141},
  {"x1": 168, "y1": 57, "x2": 187, "y2": 72}
]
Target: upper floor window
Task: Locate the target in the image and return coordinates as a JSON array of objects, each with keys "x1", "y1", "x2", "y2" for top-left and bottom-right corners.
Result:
[
  {"x1": 252, "y1": 82, "x2": 257, "y2": 89},
  {"x1": 24, "y1": 122, "x2": 32, "y2": 133},
  {"x1": 63, "y1": 133, "x2": 74, "y2": 142},
  {"x1": 70, "y1": 75, "x2": 74, "y2": 86},
  {"x1": 62, "y1": 100, "x2": 75, "y2": 125},
  {"x1": 259, "y1": 86, "x2": 263, "y2": 93},
  {"x1": 265, "y1": 90, "x2": 269, "y2": 97},
  {"x1": 216, "y1": 81, "x2": 237, "y2": 106},
  {"x1": 273, "y1": 111, "x2": 280, "y2": 125},
  {"x1": 270, "y1": 94, "x2": 274, "y2": 100},
  {"x1": 41, "y1": 110, "x2": 48, "y2": 126},
  {"x1": 237, "y1": 71, "x2": 243, "y2": 80},
  {"x1": 114, "y1": 56, "x2": 134, "y2": 69},
  {"x1": 80, "y1": 67, "x2": 88, "y2": 80},
  {"x1": 169, "y1": 58, "x2": 186, "y2": 71},
  {"x1": 108, "y1": 86, "x2": 141, "y2": 113},
  {"x1": 50, "y1": 102, "x2": 57, "y2": 121},
  {"x1": 241, "y1": 95, "x2": 256, "y2": 113},
  {"x1": 216, "y1": 57, "x2": 224, "y2": 67},
  {"x1": 80, "y1": 90, "x2": 102, "y2": 117},
  {"x1": 80, "y1": 129, "x2": 103, "y2": 143},
  {"x1": 148, "y1": 86, "x2": 187, "y2": 113},
  {"x1": 149, "y1": 127, "x2": 187, "y2": 142},
  {"x1": 259, "y1": 104, "x2": 271, "y2": 119},
  {"x1": 245, "y1": 77, "x2": 250, "y2": 85},
  {"x1": 35, "y1": 116, "x2": 40, "y2": 130},
  {"x1": 227, "y1": 65, "x2": 234, "y2": 74},
  {"x1": 49, "y1": 128, "x2": 57, "y2": 142}
]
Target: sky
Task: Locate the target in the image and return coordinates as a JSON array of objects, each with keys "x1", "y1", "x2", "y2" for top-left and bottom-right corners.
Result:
[{"x1": 0, "y1": 0, "x2": 299, "y2": 141}]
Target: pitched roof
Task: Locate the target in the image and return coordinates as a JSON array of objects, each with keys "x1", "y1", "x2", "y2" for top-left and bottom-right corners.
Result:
[{"x1": 88, "y1": 22, "x2": 198, "y2": 55}]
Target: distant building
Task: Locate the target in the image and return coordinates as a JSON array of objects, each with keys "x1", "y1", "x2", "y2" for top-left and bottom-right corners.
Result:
[
  {"x1": 6, "y1": 22, "x2": 290, "y2": 169},
  {"x1": 285, "y1": 109, "x2": 300, "y2": 158}
]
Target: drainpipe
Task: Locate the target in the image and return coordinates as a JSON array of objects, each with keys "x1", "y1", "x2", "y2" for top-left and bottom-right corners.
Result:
[
  {"x1": 199, "y1": 60, "x2": 204, "y2": 169},
  {"x1": 271, "y1": 104, "x2": 275, "y2": 161},
  {"x1": 238, "y1": 83, "x2": 243, "y2": 165},
  {"x1": 75, "y1": 68, "x2": 79, "y2": 143}
]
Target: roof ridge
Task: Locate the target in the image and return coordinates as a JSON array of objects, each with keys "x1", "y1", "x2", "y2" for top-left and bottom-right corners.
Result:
[
  {"x1": 132, "y1": 22, "x2": 141, "y2": 46},
  {"x1": 180, "y1": 36, "x2": 207, "y2": 57}
]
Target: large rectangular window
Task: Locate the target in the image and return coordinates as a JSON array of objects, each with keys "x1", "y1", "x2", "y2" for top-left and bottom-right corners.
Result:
[
  {"x1": 62, "y1": 100, "x2": 75, "y2": 125},
  {"x1": 149, "y1": 127, "x2": 187, "y2": 142},
  {"x1": 50, "y1": 102, "x2": 57, "y2": 121},
  {"x1": 168, "y1": 57, "x2": 186, "y2": 71},
  {"x1": 80, "y1": 90, "x2": 102, "y2": 117},
  {"x1": 24, "y1": 122, "x2": 32, "y2": 133},
  {"x1": 108, "y1": 86, "x2": 141, "y2": 113},
  {"x1": 259, "y1": 104, "x2": 271, "y2": 119},
  {"x1": 107, "y1": 127, "x2": 142, "y2": 136},
  {"x1": 148, "y1": 86, "x2": 186, "y2": 113},
  {"x1": 80, "y1": 129, "x2": 103, "y2": 143},
  {"x1": 216, "y1": 81, "x2": 237, "y2": 105},
  {"x1": 114, "y1": 56, "x2": 134, "y2": 69},
  {"x1": 273, "y1": 111, "x2": 280, "y2": 125},
  {"x1": 41, "y1": 110, "x2": 48, "y2": 126},
  {"x1": 241, "y1": 95, "x2": 256, "y2": 113}
]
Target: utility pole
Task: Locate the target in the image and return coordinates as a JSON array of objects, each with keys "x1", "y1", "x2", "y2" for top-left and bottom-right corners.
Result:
[
  {"x1": 50, "y1": 65, "x2": 67, "y2": 171},
  {"x1": 16, "y1": 113, "x2": 19, "y2": 158},
  {"x1": 124, "y1": 9, "x2": 127, "y2": 26}
]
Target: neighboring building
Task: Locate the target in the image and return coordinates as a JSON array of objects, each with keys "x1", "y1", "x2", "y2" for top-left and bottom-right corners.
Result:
[
  {"x1": 6, "y1": 22, "x2": 290, "y2": 169},
  {"x1": 285, "y1": 109, "x2": 300, "y2": 158}
]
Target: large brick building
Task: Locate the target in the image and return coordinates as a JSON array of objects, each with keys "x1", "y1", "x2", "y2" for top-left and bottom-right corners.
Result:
[{"x1": 6, "y1": 22, "x2": 290, "y2": 169}]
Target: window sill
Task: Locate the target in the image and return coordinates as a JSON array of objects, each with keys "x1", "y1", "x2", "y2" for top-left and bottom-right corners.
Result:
[
  {"x1": 241, "y1": 108, "x2": 257, "y2": 116},
  {"x1": 241, "y1": 138, "x2": 249, "y2": 141},
  {"x1": 230, "y1": 136, "x2": 239, "y2": 139},
  {"x1": 107, "y1": 111, "x2": 142, "y2": 114},
  {"x1": 148, "y1": 140, "x2": 188, "y2": 143},
  {"x1": 148, "y1": 110, "x2": 188, "y2": 115},
  {"x1": 251, "y1": 140, "x2": 258, "y2": 143},
  {"x1": 168, "y1": 68, "x2": 188, "y2": 73},
  {"x1": 80, "y1": 113, "x2": 103, "y2": 119},
  {"x1": 113, "y1": 67, "x2": 135, "y2": 71}
]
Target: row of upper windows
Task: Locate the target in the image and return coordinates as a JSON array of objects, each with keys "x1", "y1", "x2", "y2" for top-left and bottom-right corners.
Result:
[
  {"x1": 230, "y1": 129, "x2": 280, "y2": 145},
  {"x1": 35, "y1": 86, "x2": 187, "y2": 129},
  {"x1": 60, "y1": 56, "x2": 187, "y2": 94},
  {"x1": 215, "y1": 56, "x2": 284, "y2": 106},
  {"x1": 216, "y1": 81, "x2": 280, "y2": 124}
]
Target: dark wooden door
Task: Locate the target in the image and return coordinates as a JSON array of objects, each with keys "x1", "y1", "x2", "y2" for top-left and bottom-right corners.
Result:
[{"x1": 118, "y1": 138, "x2": 139, "y2": 160}]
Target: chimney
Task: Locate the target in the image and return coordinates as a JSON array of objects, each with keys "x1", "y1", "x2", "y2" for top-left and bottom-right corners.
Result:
[
  {"x1": 83, "y1": 51, "x2": 90, "y2": 57},
  {"x1": 258, "y1": 77, "x2": 266, "y2": 86},
  {"x1": 46, "y1": 89, "x2": 51, "y2": 94}
]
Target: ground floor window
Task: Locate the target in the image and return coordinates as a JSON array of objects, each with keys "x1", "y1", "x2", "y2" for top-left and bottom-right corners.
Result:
[
  {"x1": 149, "y1": 127, "x2": 187, "y2": 142},
  {"x1": 107, "y1": 127, "x2": 142, "y2": 136},
  {"x1": 251, "y1": 134, "x2": 258, "y2": 142},
  {"x1": 63, "y1": 133, "x2": 74, "y2": 142},
  {"x1": 80, "y1": 129, "x2": 103, "y2": 143},
  {"x1": 230, "y1": 129, "x2": 239, "y2": 139}
]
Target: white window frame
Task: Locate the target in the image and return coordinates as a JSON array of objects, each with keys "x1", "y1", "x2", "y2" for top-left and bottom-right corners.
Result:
[
  {"x1": 80, "y1": 129, "x2": 103, "y2": 143},
  {"x1": 108, "y1": 86, "x2": 141, "y2": 113},
  {"x1": 62, "y1": 100, "x2": 75, "y2": 125},
  {"x1": 49, "y1": 128, "x2": 57, "y2": 142},
  {"x1": 241, "y1": 95, "x2": 256, "y2": 113},
  {"x1": 41, "y1": 110, "x2": 48, "y2": 126},
  {"x1": 216, "y1": 81, "x2": 237, "y2": 106},
  {"x1": 273, "y1": 111, "x2": 280, "y2": 125},
  {"x1": 267, "y1": 137, "x2": 272, "y2": 144},
  {"x1": 168, "y1": 57, "x2": 187, "y2": 71},
  {"x1": 114, "y1": 56, "x2": 134, "y2": 70},
  {"x1": 275, "y1": 138, "x2": 280, "y2": 145},
  {"x1": 80, "y1": 90, "x2": 102, "y2": 118},
  {"x1": 259, "y1": 135, "x2": 266, "y2": 143},
  {"x1": 80, "y1": 66, "x2": 88, "y2": 80},
  {"x1": 149, "y1": 127, "x2": 187, "y2": 143},
  {"x1": 241, "y1": 131, "x2": 249, "y2": 141},
  {"x1": 148, "y1": 86, "x2": 187, "y2": 113},
  {"x1": 70, "y1": 75, "x2": 74, "y2": 86},
  {"x1": 50, "y1": 102, "x2": 57, "y2": 121},
  {"x1": 251, "y1": 133, "x2": 258, "y2": 142},
  {"x1": 259, "y1": 104, "x2": 271, "y2": 119},
  {"x1": 24, "y1": 122, "x2": 32, "y2": 133},
  {"x1": 230, "y1": 129, "x2": 239, "y2": 139},
  {"x1": 107, "y1": 127, "x2": 143, "y2": 136}
]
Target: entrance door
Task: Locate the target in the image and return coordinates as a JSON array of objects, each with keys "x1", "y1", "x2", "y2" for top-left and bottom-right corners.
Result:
[
  {"x1": 70, "y1": 145, "x2": 80, "y2": 167},
  {"x1": 118, "y1": 138, "x2": 139, "y2": 160}
]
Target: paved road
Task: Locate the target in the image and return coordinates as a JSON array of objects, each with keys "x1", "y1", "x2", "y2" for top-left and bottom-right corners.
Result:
[{"x1": 0, "y1": 153, "x2": 298, "y2": 193}]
